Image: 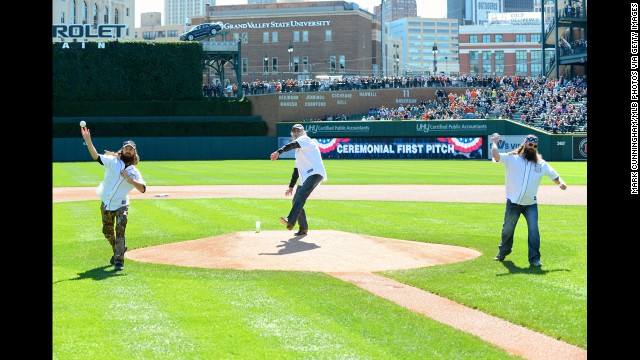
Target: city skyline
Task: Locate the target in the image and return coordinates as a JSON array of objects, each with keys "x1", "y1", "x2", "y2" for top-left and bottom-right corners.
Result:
[{"x1": 135, "y1": 0, "x2": 448, "y2": 27}]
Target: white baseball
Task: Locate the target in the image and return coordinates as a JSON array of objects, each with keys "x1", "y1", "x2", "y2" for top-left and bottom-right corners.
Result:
[{"x1": 79, "y1": 120, "x2": 87, "y2": 127}]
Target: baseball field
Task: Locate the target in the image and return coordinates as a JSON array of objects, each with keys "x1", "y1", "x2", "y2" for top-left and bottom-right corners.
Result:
[{"x1": 52, "y1": 159, "x2": 587, "y2": 359}]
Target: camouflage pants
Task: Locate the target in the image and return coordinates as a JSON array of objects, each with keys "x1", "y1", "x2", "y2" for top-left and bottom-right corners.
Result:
[{"x1": 100, "y1": 203, "x2": 129, "y2": 264}]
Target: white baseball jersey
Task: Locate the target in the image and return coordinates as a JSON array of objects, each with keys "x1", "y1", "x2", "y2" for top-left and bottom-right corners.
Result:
[
  {"x1": 96, "y1": 154, "x2": 146, "y2": 210},
  {"x1": 294, "y1": 135, "x2": 327, "y2": 184},
  {"x1": 497, "y1": 153, "x2": 559, "y2": 205}
]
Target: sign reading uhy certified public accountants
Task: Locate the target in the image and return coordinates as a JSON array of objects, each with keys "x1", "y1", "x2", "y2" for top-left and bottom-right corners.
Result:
[{"x1": 300, "y1": 121, "x2": 489, "y2": 137}]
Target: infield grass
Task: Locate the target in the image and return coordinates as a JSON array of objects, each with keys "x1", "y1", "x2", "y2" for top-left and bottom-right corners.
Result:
[{"x1": 53, "y1": 160, "x2": 586, "y2": 359}]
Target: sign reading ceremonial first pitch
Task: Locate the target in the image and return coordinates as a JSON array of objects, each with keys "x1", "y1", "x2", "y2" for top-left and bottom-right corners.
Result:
[{"x1": 281, "y1": 137, "x2": 483, "y2": 159}]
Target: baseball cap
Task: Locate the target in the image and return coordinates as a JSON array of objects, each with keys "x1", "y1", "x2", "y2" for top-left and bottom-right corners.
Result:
[
  {"x1": 122, "y1": 140, "x2": 137, "y2": 149},
  {"x1": 291, "y1": 124, "x2": 304, "y2": 131}
]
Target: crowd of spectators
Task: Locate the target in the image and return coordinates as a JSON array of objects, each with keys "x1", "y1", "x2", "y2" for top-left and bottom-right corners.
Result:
[
  {"x1": 203, "y1": 73, "x2": 587, "y2": 133},
  {"x1": 559, "y1": 37, "x2": 587, "y2": 56},
  {"x1": 299, "y1": 74, "x2": 587, "y2": 133}
]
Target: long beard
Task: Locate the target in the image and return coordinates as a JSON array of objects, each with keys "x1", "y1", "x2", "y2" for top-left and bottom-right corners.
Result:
[
  {"x1": 523, "y1": 147, "x2": 538, "y2": 162},
  {"x1": 121, "y1": 152, "x2": 135, "y2": 164}
]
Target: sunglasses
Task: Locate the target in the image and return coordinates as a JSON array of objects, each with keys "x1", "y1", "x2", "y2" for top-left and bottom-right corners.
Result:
[{"x1": 527, "y1": 143, "x2": 538, "y2": 148}]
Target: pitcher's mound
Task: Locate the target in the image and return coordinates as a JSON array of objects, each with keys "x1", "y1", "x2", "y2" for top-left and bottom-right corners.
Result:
[{"x1": 126, "y1": 230, "x2": 481, "y2": 272}]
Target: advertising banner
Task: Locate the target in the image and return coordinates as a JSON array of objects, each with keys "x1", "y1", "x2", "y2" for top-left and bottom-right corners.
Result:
[
  {"x1": 572, "y1": 136, "x2": 587, "y2": 160},
  {"x1": 281, "y1": 121, "x2": 490, "y2": 138},
  {"x1": 485, "y1": 134, "x2": 528, "y2": 160},
  {"x1": 279, "y1": 137, "x2": 483, "y2": 159}
]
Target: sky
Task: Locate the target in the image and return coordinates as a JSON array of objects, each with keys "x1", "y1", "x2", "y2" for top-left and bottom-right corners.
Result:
[{"x1": 135, "y1": 0, "x2": 447, "y2": 28}]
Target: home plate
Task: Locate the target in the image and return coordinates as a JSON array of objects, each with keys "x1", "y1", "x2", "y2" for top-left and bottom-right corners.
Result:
[{"x1": 154, "y1": 194, "x2": 170, "y2": 197}]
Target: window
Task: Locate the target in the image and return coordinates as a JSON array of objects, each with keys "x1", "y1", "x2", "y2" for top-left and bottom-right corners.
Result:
[
  {"x1": 126, "y1": 8, "x2": 129, "y2": 17},
  {"x1": 302, "y1": 56, "x2": 309, "y2": 72},
  {"x1": 272, "y1": 32, "x2": 278, "y2": 43},
  {"x1": 263, "y1": 56, "x2": 269, "y2": 73},
  {"x1": 272, "y1": 57, "x2": 278, "y2": 73},
  {"x1": 469, "y1": 51, "x2": 478, "y2": 75},
  {"x1": 168, "y1": 30, "x2": 178, "y2": 37},
  {"x1": 494, "y1": 51, "x2": 504, "y2": 75},
  {"x1": 530, "y1": 34, "x2": 541, "y2": 43},
  {"x1": 325, "y1": 30, "x2": 332, "y2": 41},
  {"x1": 293, "y1": 56, "x2": 299, "y2": 72},
  {"x1": 515, "y1": 34, "x2": 527, "y2": 42},
  {"x1": 469, "y1": 35, "x2": 478, "y2": 43},
  {"x1": 437, "y1": 22, "x2": 449, "y2": 27},
  {"x1": 93, "y1": 4, "x2": 98, "y2": 28},
  {"x1": 61, "y1": 11, "x2": 65, "y2": 23},
  {"x1": 516, "y1": 50, "x2": 528, "y2": 74},
  {"x1": 115, "y1": 8, "x2": 119, "y2": 23},
  {"x1": 339, "y1": 55, "x2": 345, "y2": 72},
  {"x1": 103, "y1": 6, "x2": 108, "y2": 23},
  {"x1": 482, "y1": 34, "x2": 491, "y2": 43},
  {"x1": 302, "y1": 31, "x2": 309, "y2": 42},
  {"x1": 263, "y1": 32, "x2": 269, "y2": 43},
  {"x1": 82, "y1": 1, "x2": 88, "y2": 24},
  {"x1": 530, "y1": 50, "x2": 542, "y2": 75},
  {"x1": 495, "y1": 34, "x2": 502, "y2": 43},
  {"x1": 482, "y1": 51, "x2": 491, "y2": 74},
  {"x1": 241, "y1": 33, "x2": 248, "y2": 43},
  {"x1": 242, "y1": 58, "x2": 248, "y2": 74},
  {"x1": 330, "y1": 55, "x2": 336, "y2": 72},
  {"x1": 293, "y1": 31, "x2": 300, "y2": 42},
  {"x1": 233, "y1": 33, "x2": 239, "y2": 42}
]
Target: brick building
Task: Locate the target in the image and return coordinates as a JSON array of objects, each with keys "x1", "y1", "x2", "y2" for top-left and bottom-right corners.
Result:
[
  {"x1": 458, "y1": 23, "x2": 545, "y2": 76},
  {"x1": 191, "y1": 1, "x2": 380, "y2": 81}
]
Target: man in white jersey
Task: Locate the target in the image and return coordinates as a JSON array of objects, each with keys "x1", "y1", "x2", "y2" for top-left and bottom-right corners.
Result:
[
  {"x1": 491, "y1": 133, "x2": 567, "y2": 267},
  {"x1": 270, "y1": 124, "x2": 327, "y2": 235},
  {"x1": 81, "y1": 127, "x2": 147, "y2": 271}
]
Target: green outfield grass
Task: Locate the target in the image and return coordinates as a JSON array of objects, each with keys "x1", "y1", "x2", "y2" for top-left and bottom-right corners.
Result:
[
  {"x1": 53, "y1": 159, "x2": 587, "y2": 187},
  {"x1": 53, "y1": 160, "x2": 586, "y2": 359}
]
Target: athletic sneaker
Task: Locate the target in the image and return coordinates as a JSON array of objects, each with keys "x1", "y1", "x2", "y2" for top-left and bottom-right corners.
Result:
[
  {"x1": 530, "y1": 260, "x2": 542, "y2": 267},
  {"x1": 279, "y1": 216, "x2": 294, "y2": 230},
  {"x1": 114, "y1": 263, "x2": 124, "y2": 271},
  {"x1": 110, "y1": 255, "x2": 115, "y2": 265},
  {"x1": 493, "y1": 253, "x2": 507, "y2": 261},
  {"x1": 294, "y1": 229, "x2": 308, "y2": 236}
]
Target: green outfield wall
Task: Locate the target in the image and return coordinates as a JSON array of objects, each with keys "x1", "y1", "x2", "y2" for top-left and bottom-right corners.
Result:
[
  {"x1": 275, "y1": 120, "x2": 587, "y2": 162},
  {"x1": 52, "y1": 119, "x2": 585, "y2": 162}
]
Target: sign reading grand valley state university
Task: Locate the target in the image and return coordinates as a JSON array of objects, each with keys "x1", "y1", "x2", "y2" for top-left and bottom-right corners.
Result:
[
  {"x1": 224, "y1": 20, "x2": 330, "y2": 29},
  {"x1": 52, "y1": 24, "x2": 127, "y2": 39}
]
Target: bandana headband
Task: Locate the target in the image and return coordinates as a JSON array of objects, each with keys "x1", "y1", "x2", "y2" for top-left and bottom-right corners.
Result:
[{"x1": 524, "y1": 136, "x2": 538, "y2": 144}]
